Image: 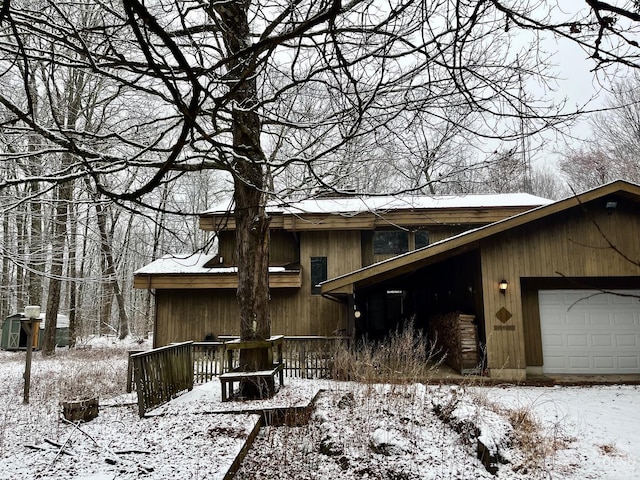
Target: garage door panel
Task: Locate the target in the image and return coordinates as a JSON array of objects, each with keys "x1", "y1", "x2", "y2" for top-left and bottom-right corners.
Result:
[
  {"x1": 586, "y1": 294, "x2": 610, "y2": 305},
  {"x1": 566, "y1": 313, "x2": 588, "y2": 326},
  {"x1": 568, "y1": 356, "x2": 590, "y2": 369},
  {"x1": 615, "y1": 334, "x2": 637, "y2": 347},
  {"x1": 612, "y1": 295, "x2": 637, "y2": 305},
  {"x1": 614, "y1": 313, "x2": 635, "y2": 326},
  {"x1": 589, "y1": 312, "x2": 613, "y2": 326},
  {"x1": 591, "y1": 334, "x2": 612, "y2": 347},
  {"x1": 539, "y1": 291, "x2": 563, "y2": 304},
  {"x1": 563, "y1": 292, "x2": 589, "y2": 304},
  {"x1": 567, "y1": 334, "x2": 588, "y2": 347},
  {"x1": 593, "y1": 357, "x2": 615, "y2": 369},
  {"x1": 539, "y1": 289, "x2": 640, "y2": 374},
  {"x1": 619, "y1": 357, "x2": 640, "y2": 369}
]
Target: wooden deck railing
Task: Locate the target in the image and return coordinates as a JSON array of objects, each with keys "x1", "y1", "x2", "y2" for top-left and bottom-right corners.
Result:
[
  {"x1": 130, "y1": 341, "x2": 194, "y2": 417},
  {"x1": 210, "y1": 335, "x2": 350, "y2": 380},
  {"x1": 282, "y1": 336, "x2": 349, "y2": 378},
  {"x1": 192, "y1": 341, "x2": 225, "y2": 382},
  {"x1": 128, "y1": 336, "x2": 351, "y2": 413}
]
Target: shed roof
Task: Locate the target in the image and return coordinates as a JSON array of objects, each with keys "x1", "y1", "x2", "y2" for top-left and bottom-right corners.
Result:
[{"x1": 320, "y1": 180, "x2": 640, "y2": 295}]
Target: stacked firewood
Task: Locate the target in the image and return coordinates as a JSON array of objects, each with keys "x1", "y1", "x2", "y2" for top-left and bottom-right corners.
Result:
[{"x1": 430, "y1": 312, "x2": 478, "y2": 374}]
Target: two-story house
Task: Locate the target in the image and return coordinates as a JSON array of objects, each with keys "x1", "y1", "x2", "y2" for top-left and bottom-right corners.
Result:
[{"x1": 134, "y1": 192, "x2": 549, "y2": 347}]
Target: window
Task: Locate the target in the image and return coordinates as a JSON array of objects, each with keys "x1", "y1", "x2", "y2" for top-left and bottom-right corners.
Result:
[
  {"x1": 373, "y1": 231, "x2": 409, "y2": 255},
  {"x1": 311, "y1": 256, "x2": 327, "y2": 295},
  {"x1": 415, "y1": 230, "x2": 429, "y2": 249}
]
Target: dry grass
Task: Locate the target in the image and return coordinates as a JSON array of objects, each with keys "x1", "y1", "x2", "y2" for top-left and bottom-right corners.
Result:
[
  {"x1": 488, "y1": 401, "x2": 575, "y2": 475},
  {"x1": 0, "y1": 347, "x2": 129, "y2": 404},
  {"x1": 328, "y1": 320, "x2": 444, "y2": 383},
  {"x1": 597, "y1": 443, "x2": 621, "y2": 456}
]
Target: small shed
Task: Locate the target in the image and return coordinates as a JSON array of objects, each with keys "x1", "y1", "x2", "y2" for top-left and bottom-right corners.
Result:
[
  {"x1": 39, "y1": 314, "x2": 71, "y2": 348},
  {"x1": 0, "y1": 313, "x2": 42, "y2": 351},
  {"x1": 0, "y1": 312, "x2": 70, "y2": 351}
]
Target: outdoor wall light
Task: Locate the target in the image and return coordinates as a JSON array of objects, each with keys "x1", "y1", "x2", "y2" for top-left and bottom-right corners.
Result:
[{"x1": 499, "y1": 279, "x2": 508, "y2": 295}]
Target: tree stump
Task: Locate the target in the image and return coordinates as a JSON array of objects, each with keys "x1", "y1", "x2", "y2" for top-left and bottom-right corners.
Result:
[{"x1": 61, "y1": 397, "x2": 99, "y2": 422}]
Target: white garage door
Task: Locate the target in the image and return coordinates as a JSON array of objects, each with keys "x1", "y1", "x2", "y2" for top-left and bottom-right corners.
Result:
[{"x1": 539, "y1": 289, "x2": 640, "y2": 374}]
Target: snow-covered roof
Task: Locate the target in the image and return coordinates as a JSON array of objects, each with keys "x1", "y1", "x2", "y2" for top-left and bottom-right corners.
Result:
[
  {"x1": 205, "y1": 193, "x2": 551, "y2": 216},
  {"x1": 134, "y1": 253, "x2": 290, "y2": 275},
  {"x1": 21, "y1": 313, "x2": 69, "y2": 328}
]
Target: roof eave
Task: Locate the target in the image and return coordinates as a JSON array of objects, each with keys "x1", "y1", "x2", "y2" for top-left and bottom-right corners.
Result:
[{"x1": 321, "y1": 180, "x2": 640, "y2": 294}]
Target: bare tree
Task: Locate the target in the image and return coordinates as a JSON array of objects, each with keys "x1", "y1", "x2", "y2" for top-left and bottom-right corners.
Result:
[
  {"x1": 3, "y1": 0, "x2": 640, "y2": 372},
  {"x1": 561, "y1": 73, "x2": 640, "y2": 191}
]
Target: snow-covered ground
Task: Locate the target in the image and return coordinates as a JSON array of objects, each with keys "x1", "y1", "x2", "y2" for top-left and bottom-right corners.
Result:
[
  {"x1": 484, "y1": 385, "x2": 640, "y2": 479},
  {"x1": 1, "y1": 342, "x2": 638, "y2": 479}
]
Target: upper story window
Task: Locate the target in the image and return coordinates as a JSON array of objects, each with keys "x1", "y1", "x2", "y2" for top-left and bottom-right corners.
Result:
[
  {"x1": 373, "y1": 231, "x2": 409, "y2": 255},
  {"x1": 415, "y1": 230, "x2": 429, "y2": 249},
  {"x1": 311, "y1": 256, "x2": 327, "y2": 295}
]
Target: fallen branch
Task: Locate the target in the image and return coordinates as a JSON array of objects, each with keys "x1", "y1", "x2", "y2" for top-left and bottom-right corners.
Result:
[
  {"x1": 114, "y1": 449, "x2": 151, "y2": 455},
  {"x1": 44, "y1": 437, "x2": 74, "y2": 457},
  {"x1": 24, "y1": 443, "x2": 48, "y2": 452}
]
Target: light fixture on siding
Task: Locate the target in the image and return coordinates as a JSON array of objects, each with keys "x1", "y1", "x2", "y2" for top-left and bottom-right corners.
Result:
[{"x1": 499, "y1": 279, "x2": 508, "y2": 295}]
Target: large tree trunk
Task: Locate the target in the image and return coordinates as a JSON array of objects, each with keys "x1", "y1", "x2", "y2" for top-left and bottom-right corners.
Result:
[
  {"x1": 1, "y1": 209, "x2": 10, "y2": 320},
  {"x1": 27, "y1": 181, "x2": 42, "y2": 306},
  {"x1": 41, "y1": 177, "x2": 71, "y2": 355},
  {"x1": 212, "y1": 2, "x2": 272, "y2": 393},
  {"x1": 67, "y1": 197, "x2": 78, "y2": 347},
  {"x1": 94, "y1": 199, "x2": 129, "y2": 340}
]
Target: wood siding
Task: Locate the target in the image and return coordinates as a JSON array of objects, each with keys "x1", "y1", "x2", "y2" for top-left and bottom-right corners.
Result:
[
  {"x1": 480, "y1": 201, "x2": 640, "y2": 371},
  {"x1": 152, "y1": 230, "x2": 364, "y2": 346},
  {"x1": 298, "y1": 230, "x2": 361, "y2": 334},
  {"x1": 217, "y1": 230, "x2": 299, "y2": 265},
  {"x1": 154, "y1": 288, "x2": 342, "y2": 347}
]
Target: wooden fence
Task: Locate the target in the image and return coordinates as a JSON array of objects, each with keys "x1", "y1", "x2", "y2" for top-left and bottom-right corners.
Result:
[{"x1": 130, "y1": 341, "x2": 194, "y2": 417}]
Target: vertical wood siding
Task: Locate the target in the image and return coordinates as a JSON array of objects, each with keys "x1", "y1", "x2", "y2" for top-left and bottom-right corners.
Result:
[
  {"x1": 153, "y1": 230, "x2": 362, "y2": 346},
  {"x1": 481, "y1": 203, "x2": 640, "y2": 370},
  {"x1": 218, "y1": 230, "x2": 299, "y2": 265}
]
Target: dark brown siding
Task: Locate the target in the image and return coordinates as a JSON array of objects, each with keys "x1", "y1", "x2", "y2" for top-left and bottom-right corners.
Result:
[{"x1": 217, "y1": 230, "x2": 298, "y2": 265}]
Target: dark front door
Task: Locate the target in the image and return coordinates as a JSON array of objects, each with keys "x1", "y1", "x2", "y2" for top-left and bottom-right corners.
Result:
[{"x1": 365, "y1": 290, "x2": 407, "y2": 340}]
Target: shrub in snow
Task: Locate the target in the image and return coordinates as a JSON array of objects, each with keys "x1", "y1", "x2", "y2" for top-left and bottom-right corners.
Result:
[{"x1": 369, "y1": 427, "x2": 408, "y2": 456}]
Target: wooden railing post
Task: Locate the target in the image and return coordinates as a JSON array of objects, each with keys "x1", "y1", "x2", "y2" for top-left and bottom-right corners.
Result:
[{"x1": 127, "y1": 350, "x2": 144, "y2": 392}]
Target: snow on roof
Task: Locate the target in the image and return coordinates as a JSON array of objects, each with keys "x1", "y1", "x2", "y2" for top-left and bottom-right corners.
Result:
[
  {"x1": 205, "y1": 193, "x2": 551, "y2": 215},
  {"x1": 10, "y1": 312, "x2": 69, "y2": 328},
  {"x1": 28, "y1": 313, "x2": 69, "y2": 328},
  {"x1": 134, "y1": 253, "x2": 288, "y2": 275}
]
